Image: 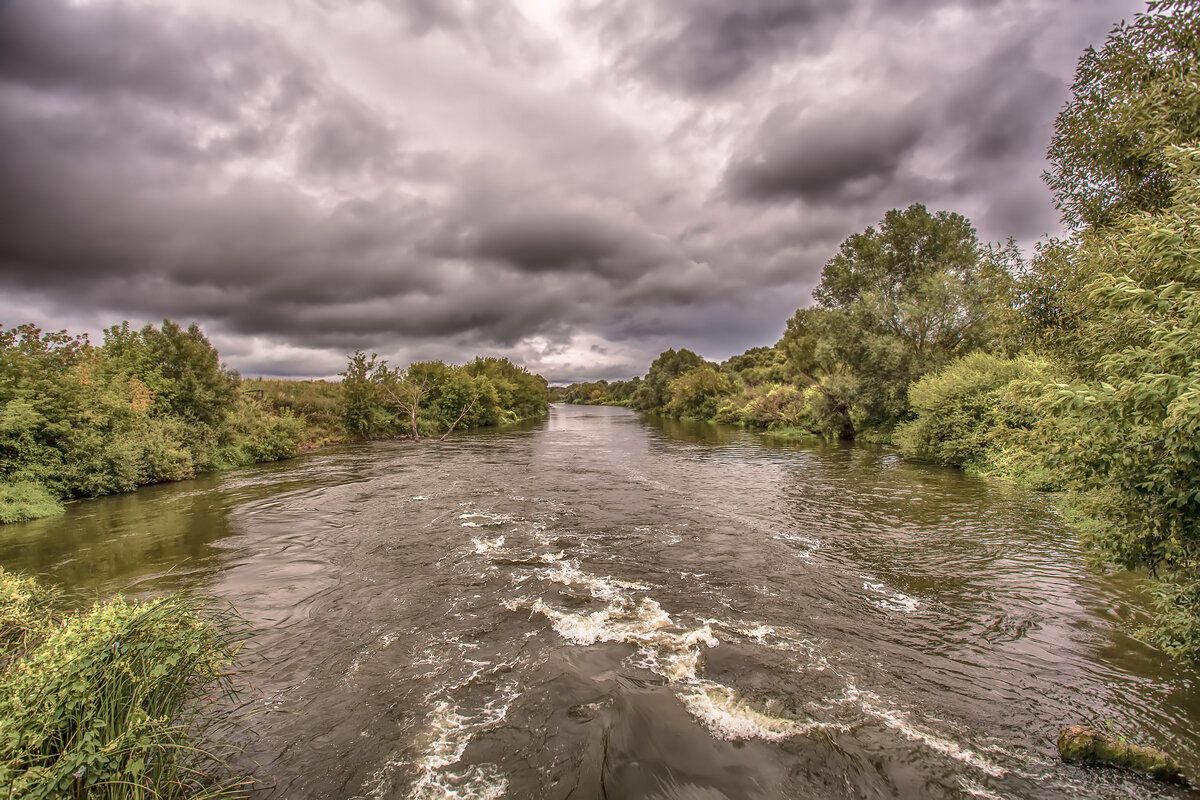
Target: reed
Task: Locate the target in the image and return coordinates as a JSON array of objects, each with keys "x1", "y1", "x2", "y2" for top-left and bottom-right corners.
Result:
[{"x1": 0, "y1": 569, "x2": 250, "y2": 799}]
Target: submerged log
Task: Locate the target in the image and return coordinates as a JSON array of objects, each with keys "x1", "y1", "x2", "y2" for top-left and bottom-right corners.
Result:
[{"x1": 1057, "y1": 725, "x2": 1188, "y2": 785}]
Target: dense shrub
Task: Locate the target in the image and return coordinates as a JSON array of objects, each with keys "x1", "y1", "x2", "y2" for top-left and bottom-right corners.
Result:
[
  {"x1": 0, "y1": 481, "x2": 63, "y2": 525},
  {"x1": 895, "y1": 352, "x2": 1047, "y2": 470},
  {"x1": 665, "y1": 365, "x2": 732, "y2": 420},
  {"x1": 338, "y1": 352, "x2": 549, "y2": 440}
]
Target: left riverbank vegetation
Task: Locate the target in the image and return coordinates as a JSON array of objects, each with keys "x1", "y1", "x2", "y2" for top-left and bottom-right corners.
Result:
[
  {"x1": 0, "y1": 568, "x2": 249, "y2": 799},
  {"x1": 1, "y1": 321, "x2": 550, "y2": 525},
  {"x1": 558, "y1": 1, "x2": 1200, "y2": 661}
]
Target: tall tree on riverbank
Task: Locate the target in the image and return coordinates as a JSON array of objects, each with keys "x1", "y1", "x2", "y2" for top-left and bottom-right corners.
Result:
[{"x1": 781, "y1": 204, "x2": 1017, "y2": 436}]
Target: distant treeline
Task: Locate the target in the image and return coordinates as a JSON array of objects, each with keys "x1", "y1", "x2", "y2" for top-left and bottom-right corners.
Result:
[
  {"x1": 0, "y1": 322, "x2": 548, "y2": 525},
  {"x1": 555, "y1": 3, "x2": 1200, "y2": 661}
]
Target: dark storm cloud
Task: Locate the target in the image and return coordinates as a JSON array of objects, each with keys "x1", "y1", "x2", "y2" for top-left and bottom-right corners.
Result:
[
  {"x1": 0, "y1": 0, "x2": 310, "y2": 118},
  {"x1": 0, "y1": 0, "x2": 443, "y2": 332},
  {"x1": 463, "y1": 209, "x2": 686, "y2": 284},
  {"x1": 586, "y1": 0, "x2": 854, "y2": 94},
  {"x1": 468, "y1": 212, "x2": 623, "y2": 274},
  {"x1": 717, "y1": 2, "x2": 1135, "y2": 245},
  {"x1": 0, "y1": 0, "x2": 1149, "y2": 380},
  {"x1": 725, "y1": 104, "x2": 926, "y2": 203}
]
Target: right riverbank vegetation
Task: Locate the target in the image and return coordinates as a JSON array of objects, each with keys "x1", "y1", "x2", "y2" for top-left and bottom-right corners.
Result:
[
  {"x1": 0, "y1": 320, "x2": 549, "y2": 525},
  {"x1": 555, "y1": 2, "x2": 1200, "y2": 662}
]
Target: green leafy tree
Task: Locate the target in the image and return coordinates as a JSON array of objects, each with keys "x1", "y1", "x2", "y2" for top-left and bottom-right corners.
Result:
[
  {"x1": 1027, "y1": 146, "x2": 1200, "y2": 657},
  {"x1": 1046, "y1": 0, "x2": 1200, "y2": 231},
  {"x1": 139, "y1": 320, "x2": 238, "y2": 427},
  {"x1": 720, "y1": 346, "x2": 789, "y2": 387},
  {"x1": 665, "y1": 365, "x2": 732, "y2": 420},
  {"x1": 632, "y1": 349, "x2": 707, "y2": 411},
  {"x1": 783, "y1": 204, "x2": 1017, "y2": 436},
  {"x1": 340, "y1": 351, "x2": 394, "y2": 437}
]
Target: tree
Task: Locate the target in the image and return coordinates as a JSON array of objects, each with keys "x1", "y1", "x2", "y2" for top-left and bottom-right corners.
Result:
[
  {"x1": 382, "y1": 362, "x2": 439, "y2": 441},
  {"x1": 340, "y1": 351, "x2": 390, "y2": 436},
  {"x1": 632, "y1": 348, "x2": 708, "y2": 411},
  {"x1": 814, "y1": 204, "x2": 1012, "y2": 363},
  {"x1": 1046, "y1": 0, "x2": 1200, "y2": 231},
  {"x1": 1028, "y1": 146, "x2": 1200, "y2": 658},
  {"x1": 783, "y1": 204, "x2": 1016, "y2": 435},
  {"x1": 665, "y1": 365, "x2": 732, "y2": 420},
  {"x1": 139, "y1": 320, "x2": 238, "y2": 427}
]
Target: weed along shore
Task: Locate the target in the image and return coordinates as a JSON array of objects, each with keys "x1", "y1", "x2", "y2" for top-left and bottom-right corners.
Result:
[{"x1": 0, "y1": 569, "x2": 250, "y2": 798}]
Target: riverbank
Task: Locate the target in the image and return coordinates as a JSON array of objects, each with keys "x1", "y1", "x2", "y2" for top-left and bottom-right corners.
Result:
[{"x1": 0, "y1": 323, "x2": 550, "y2": 526}]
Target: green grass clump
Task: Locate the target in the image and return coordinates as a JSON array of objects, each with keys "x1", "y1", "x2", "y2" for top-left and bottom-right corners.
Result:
[
  {"x1": 0, "y1": 482, "x2": 64, "y2": 524},
  {"x1": 0, "y1": 569, "x2": 249, "y2": 799}
]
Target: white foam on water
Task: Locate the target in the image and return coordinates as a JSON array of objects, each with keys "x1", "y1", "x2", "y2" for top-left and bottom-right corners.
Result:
[
  {"x1": 411, "y1": 495, "x2": 430, "y2": 501},
  {"x1": 404, "y1": 685, "x2": 517, "y2": 800},
  {"x1": 538, "y1": 561, "x2": 652, "y2": 600},
  {"x1": 459, "y1": 512, "x2": 518, "y2": 528},
  {"x1": 507, "y1": 560, "x2": 858, "y2": 745},
  {"x1": 679, "y1": 681, "x2": 847, "y2": 742},
  {"x1": 958, "y1": 778, "x2": 1013, "y2": 800},
  {"x1": 473, "y1": 535, "x2": 505, "y2": 554},
  {"x1": 703, "y1": 619, "x2": 831, "y2": 671},
  {"x1": 407, "y1": 764, "x2": 507, "y2": 800},
  {"x1": 861, "y1": 577, "x2": 922, "y2": 613},
  {"x1": 358, "y1": 667, "x2": 518, "y2": 800},
  {"x1": 839, "y1": 685, "x2": 1007, "y2": 778}
]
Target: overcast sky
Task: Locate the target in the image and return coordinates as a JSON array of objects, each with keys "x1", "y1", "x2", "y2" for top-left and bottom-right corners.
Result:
[{"x1": 0, "y1": 0, "x2": 1144, "y2": 382}]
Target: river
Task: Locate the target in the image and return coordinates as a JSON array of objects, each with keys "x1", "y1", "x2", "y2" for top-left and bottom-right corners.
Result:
[{"x1": 2, "y1": 404, "x2": 1197, "y2": 799}]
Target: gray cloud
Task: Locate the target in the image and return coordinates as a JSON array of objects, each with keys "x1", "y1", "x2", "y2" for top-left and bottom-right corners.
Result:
[
  {"x1": 725, "y1": 104, "x2": 927, "y2": 203},
  {"x1": 0, "y1": 0, "x2": 1147, "y2": 381},
  {"x1": 592, "y1": 0, "x2": 854, "y2": 94}
]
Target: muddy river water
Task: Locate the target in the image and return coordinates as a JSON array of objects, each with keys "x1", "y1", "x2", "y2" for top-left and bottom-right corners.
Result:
[{"x1": 2, "y1": 404, "x2": 1197, "y2": 799}]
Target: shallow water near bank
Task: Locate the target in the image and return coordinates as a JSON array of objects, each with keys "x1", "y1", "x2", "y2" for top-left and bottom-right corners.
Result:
[{"x1": 3, "y1": 404, "x2": 1197, "y2": 799}]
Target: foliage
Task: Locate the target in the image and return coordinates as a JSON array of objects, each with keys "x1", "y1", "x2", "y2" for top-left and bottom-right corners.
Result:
[
  {"x1": 0, "y1": 569, "x2": 58, "y2": 654},
  {"x1": 719, "y1": 347, "x2": 789, "y2": 387},
  {"x1": 1046, "y1": 0, "x2": 1200, "y2": 230},
  {"x1": 0, "y1": 569, "x2": 248, "y2": 799},
  {"x1": 1025, "y1": 146, "x2": 1200, "y2": 658},
  {"x1": 0, "y1": 320, "x2": 304, "y2": 524},
  {"x1": 631, "y1": 349, "x2": 707, "y2": 412},
  {"x1": 664, "y1": 365, "x2": 732, "y2": 420},
  {"x1": 894, "y1": 352, "x2": 1048, "y2": 471},
  {"x1": 781, "y1": 204, "x2": 1018, "y2": 436},
  {"x1": 463, "y1": 357, "x2": 549, "y2": 424},
  {"x1": 0, "y1": 481, "x2": 64, "y2": 525},
  {"x1": 714, "y1": 383, "x2": 807, "y2": 428},
  {"x1": 552, "y1": 377, "x2": 643, "y2": 406},
  {"x1": 254, "y1": 379, "x2": 344, "y2": 448},
  {"x1": 337, "y1": 352, "x2": 548, "y2": 440}
]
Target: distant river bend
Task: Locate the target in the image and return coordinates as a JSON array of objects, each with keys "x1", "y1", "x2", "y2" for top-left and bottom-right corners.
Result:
[{"x1": 4, "y1": 404, "x2": 1198, "y2": 799}]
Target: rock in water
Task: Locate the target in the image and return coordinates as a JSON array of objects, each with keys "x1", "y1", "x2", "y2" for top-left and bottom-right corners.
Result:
[{"x1": 1057, "y1": 725, "x2": 1188, "y2": 785}]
